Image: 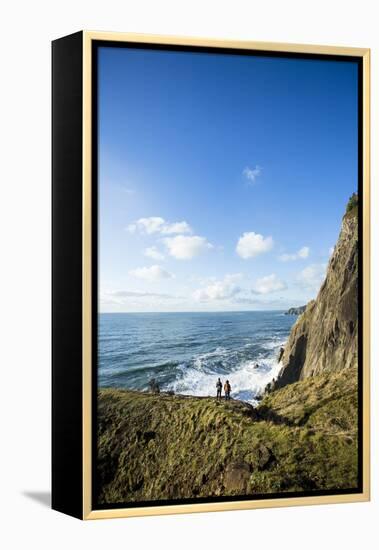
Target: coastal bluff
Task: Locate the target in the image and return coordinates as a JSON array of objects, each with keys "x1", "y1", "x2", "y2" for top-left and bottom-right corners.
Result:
[
  {"x1": 269, "y1": 195, "x2": 358, "y2": 390},
  {"x1": 97, "y1": 371, "x2": 358, "y2": 504}
]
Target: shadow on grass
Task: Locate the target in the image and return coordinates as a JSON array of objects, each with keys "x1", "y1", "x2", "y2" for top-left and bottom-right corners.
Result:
[{"x1": 256, "y1": 406, "x2": 296, "y2": 427}]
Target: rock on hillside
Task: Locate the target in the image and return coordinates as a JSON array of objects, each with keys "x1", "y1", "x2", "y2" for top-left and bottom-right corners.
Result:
[{"x1": 270, "y1": 196, "x2": 358, "y2": 390}]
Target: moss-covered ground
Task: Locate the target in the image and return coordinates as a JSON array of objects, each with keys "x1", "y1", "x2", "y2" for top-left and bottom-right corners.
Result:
[{"x1": 97, "y1": 367, "x2": 358, "y2": 504}]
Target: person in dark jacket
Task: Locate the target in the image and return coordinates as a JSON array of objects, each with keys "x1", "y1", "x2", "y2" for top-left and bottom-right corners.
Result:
[{"x1": 216, "y1": 378, "x2": 222, "y2": 400}]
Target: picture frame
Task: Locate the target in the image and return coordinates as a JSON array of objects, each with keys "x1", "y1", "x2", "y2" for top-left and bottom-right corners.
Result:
[{"x1": 52, "y1": 31, "x2": 370, "y2": 520}]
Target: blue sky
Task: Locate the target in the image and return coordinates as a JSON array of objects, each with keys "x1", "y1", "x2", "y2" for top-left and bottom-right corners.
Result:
[{"x1": 98, "y1": 46, "x2": 358, "y2": 312}]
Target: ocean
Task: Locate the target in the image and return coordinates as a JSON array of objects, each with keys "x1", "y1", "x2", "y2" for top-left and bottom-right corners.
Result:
[{"x1": 98, "y1": 311, "x2": 296, "y2": 404}]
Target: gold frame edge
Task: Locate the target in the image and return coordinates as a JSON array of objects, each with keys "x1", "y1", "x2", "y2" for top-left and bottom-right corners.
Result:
[{"x1": 81, "y1": 31, "x2": 370, "y2": 520}]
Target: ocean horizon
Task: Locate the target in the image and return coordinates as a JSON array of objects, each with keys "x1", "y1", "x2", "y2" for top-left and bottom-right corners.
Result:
[{"x1": 98, "y1": 310, "x2": 297, "y2": 404}]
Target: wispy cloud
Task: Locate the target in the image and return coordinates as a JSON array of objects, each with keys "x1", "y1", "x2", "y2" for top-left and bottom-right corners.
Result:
[
  {"x1": 144, "y1": 246, "x2": 165, "y2": 261},
  {"x1": 236, "y1": 232, "x2": 273, "y2": 259},
  {"x1": 127, "y1": 217, "x2": 192, "y2": 235},
  {"x1": 107, "y1": 181, "x2": 136, "y2": 195},
  {"x1": 129, "y1": 265, "x2": 174, "y2": 282},
  {"x1": 108, "y1": 290, "x2": 177, "y2": 299},
  {"x1": 233, "y1": 296, "x2": 288, "y2": 308},
  {"x1": 162, "y1": 221, "x2": 192, "y2": 234},
  {"x1": 279, "y1": 246, "x2": 310, "y2": 262},
  {"x1": 164, "y1": 235, "x2": 213, "y2": 260},
  {"x1": 251, "y1": 274, "x2": 287, "y2": 295},
  {"x1": 100, "y1": 289, "x2": 183, "y2": 310},
  {"x1": 243, "y1": 165, "x2": 262, "y2": 184}
]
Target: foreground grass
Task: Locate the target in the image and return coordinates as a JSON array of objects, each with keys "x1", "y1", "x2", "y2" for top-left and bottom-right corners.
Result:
[{"x1": 97, "y1": 367, "x2": 358, "y2": 504}]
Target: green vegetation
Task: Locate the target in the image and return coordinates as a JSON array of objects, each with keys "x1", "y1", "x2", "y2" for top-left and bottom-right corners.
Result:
[
  {"x1": 97, "y1": 366, "x2": 358, "y2": 504},
  {"x1": 345, "y1": 192, "x2": 358, "y2": 217}
]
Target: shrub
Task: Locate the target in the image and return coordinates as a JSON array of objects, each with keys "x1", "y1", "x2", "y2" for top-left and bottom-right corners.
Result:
[{"x1": 346, "y1": 192, "x2": 358, "y2": 213}]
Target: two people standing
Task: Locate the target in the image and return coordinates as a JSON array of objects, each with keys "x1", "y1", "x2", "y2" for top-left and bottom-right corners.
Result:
[{"x1": 216, "y1": 377, "x2": 231, "y2": 401}]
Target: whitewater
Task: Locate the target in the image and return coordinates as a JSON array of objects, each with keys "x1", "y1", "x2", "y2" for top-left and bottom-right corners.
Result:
[{"x1": 98, "y1": 311, "x2": 296, "y2": 404}]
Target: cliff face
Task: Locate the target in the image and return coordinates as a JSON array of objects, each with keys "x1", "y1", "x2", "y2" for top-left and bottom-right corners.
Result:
[{"x1": 272, "y1": 200, "x2": 358, "y2": 390}]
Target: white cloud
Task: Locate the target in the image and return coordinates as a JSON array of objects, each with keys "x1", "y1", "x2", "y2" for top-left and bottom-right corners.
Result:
[
  {"x1": 298, "y1": 246, "x2": 310, "y2": 259},
  {"x1": 129, "y1": 265, "x2": 174, "y2": 282},
  {"x1": 243, "y1": 165, "x2": 262, "y2": 184},
  {"x1": 144, "y1": 246, "x2": 165, "y2": 261},
  {"x1": 236, "y1": 232, "x2": 273, "y2": 259},
  {"x1": 127, "y1": 217, "x2": 192, "y2": 235},
  {"x1": 279, "y1": 246, "x2": 310, "y2": 262},
  {"x1": 251, "y1": 274, "x2": 287, "y2": 294},
  {"x1": 193, "y1": 274, "x2": 242, "y2": 302},
  {"x1": 297, "y1": 263, "x2": 327, "y2": 290},
  {"x1": 164, "y1": 235, "x2": 213, "y2": 260},
  {"x1": 161, "y1": 221, "x2": 192, "y2": 234},
  {"x1": 329, "y1": 246, "x2": 335, "y2": 257}
]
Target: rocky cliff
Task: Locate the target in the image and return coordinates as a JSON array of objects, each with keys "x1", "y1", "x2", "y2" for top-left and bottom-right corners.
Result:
[{"x1": 271, "y1": 195, "x2": 358, "y2": 390}]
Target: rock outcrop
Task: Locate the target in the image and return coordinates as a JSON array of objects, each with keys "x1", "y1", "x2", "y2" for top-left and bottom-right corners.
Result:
[{"x1": 271, "y1": 196, "x2": 358, "y2": 390}]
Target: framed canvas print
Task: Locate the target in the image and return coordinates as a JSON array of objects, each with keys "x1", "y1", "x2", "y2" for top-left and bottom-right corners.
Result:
[{"x1": 52, "y1": 31, "x2": 370, "y2": 520}]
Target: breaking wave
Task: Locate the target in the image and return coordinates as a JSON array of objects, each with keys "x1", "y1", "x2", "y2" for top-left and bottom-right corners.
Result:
[{"x1": 98, "y1": 311, "x2": 295, "y2": 405}]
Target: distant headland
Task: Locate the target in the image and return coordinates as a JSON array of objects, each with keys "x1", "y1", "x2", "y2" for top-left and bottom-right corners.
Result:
[{"x1": 285, "y1": 305, "x2": 306, "y2": 316}]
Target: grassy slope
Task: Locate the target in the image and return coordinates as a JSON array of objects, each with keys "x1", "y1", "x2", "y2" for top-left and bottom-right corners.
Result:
[{"x1": 97, "y1": 367, "x2": 358, "y2": 504}]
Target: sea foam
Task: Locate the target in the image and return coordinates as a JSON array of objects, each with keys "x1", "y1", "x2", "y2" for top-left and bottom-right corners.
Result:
[{"x1": 166, "y1": 339, "x2": 286, "y2": 405}]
